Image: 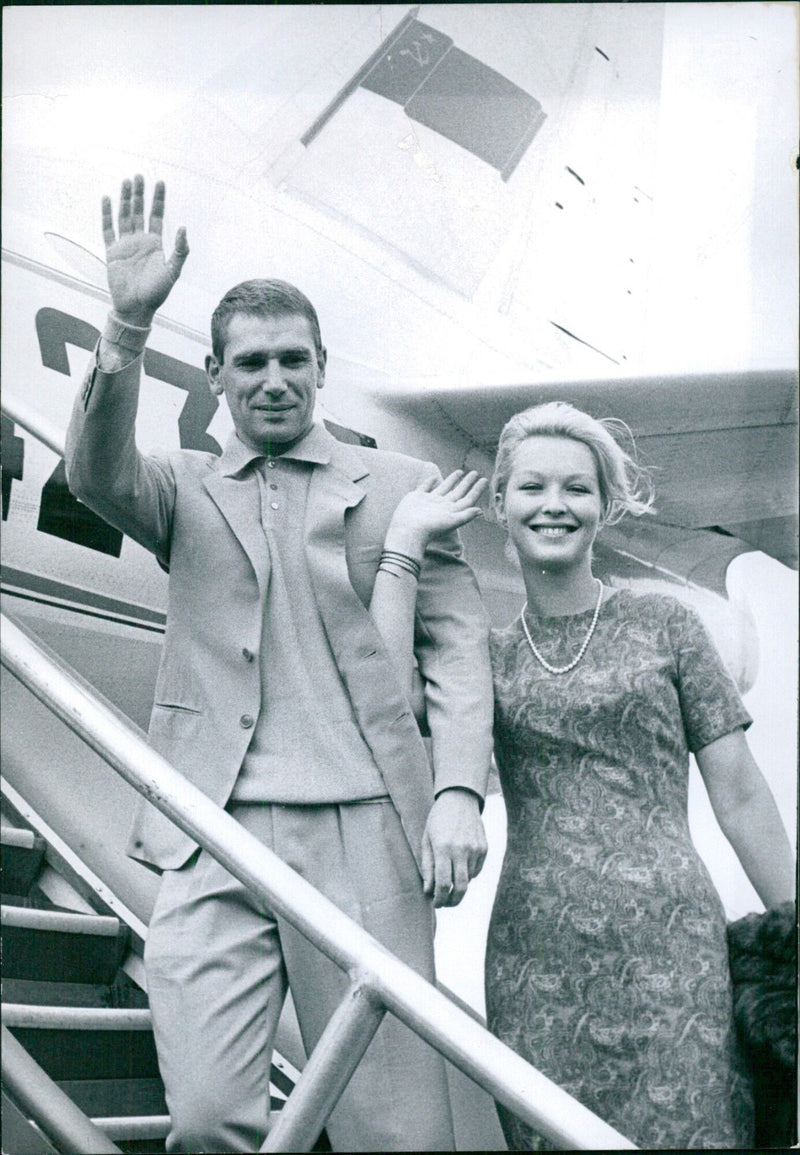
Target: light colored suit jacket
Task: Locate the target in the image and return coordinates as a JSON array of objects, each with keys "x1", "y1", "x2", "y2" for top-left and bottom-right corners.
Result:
[{"x1": 65, "y1": 354, "x2": 493, "y2": 872}]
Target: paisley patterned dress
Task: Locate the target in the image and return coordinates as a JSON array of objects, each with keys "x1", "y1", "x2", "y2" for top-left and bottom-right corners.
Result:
[{"x1": 486, "y1": 590, "x2": 754, "y2": 1149}]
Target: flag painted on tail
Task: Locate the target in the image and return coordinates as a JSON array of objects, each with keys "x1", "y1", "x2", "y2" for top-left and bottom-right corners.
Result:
[{"x1": 304, "y1": 13, "x2": 546, "y2": 181}]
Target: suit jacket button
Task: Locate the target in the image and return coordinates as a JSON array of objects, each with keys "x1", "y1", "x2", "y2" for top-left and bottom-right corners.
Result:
[
  {"x1": 242, "y1": 648, "x2": 254, "y2": 662},
  {"x1": 240, "y1": 714, "x2": 255, "y2": 729}
]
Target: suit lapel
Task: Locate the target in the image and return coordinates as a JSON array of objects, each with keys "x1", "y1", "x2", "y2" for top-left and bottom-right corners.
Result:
[
  {"x1": 306, "y1": 444, "x2": 435, "y2": 871},
  {"x1": 203, "y1": 468, "x2": 271, "y2": 598}
]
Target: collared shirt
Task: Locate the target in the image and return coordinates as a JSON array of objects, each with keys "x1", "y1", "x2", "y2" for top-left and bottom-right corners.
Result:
[{"x1": 229, "y1": 423, "x2": 388, "y2": 803}]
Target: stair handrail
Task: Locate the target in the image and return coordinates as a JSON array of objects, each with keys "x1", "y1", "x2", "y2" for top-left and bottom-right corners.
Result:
[
  {"x1": 0, "y1": 403, "x2": 636, "y2": 1151},
  {"x1": 1, "y1": 393, "x2": 66, "y2": 460}
]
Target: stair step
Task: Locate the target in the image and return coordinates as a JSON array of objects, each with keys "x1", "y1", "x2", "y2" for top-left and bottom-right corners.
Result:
[
  {"x1": 1, "y1": 825, "x2": 47, "y2": 895},
  {"x1": 0, "y1": 890, "x2": 60, "y2": 910},
  {"x1": 57, "y1": 1077, "x2": 168, "y2": 1120},
  {"x1": 116, "y1": 1142, "x2": 166, "y2": 1155},
  {"x1": 93, "y1": 1115, "x2": 171, "y2": 1141},
  {"x1": 3, "y1": 977, "x2": 150, "y2": 1009},
  {"x1": 6, "y1": 1022, "x2": 161, "y2": 1082},
  {"x1": 1, "y1": 904, "x2": 129, "y2": 984}
]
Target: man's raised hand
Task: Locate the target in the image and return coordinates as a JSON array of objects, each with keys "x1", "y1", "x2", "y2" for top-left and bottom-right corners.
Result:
[{"x1": 102, "y1": 176, "x2": 189, "y2": 327}]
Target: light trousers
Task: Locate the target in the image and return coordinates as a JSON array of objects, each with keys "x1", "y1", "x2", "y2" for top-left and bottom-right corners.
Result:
[{"x1": 145, "y1": 800, "x2": 456, "y2": 1152}]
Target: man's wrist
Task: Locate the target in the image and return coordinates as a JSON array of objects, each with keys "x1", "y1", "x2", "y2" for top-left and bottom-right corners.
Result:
[{"x1": 103, "y1": 312, "x2": 153, "y2": 353}]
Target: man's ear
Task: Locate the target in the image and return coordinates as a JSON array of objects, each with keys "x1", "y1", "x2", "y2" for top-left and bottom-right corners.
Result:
[
  {"x1": 316, "y1": 346, "x2": 327, "y2": 390},
  {"x1": 205, "y1": 353, "x2": 223, "y2": 396}
]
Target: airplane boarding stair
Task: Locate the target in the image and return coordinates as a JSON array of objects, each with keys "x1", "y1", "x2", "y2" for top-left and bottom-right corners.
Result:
[
  {"x1": 1, "y1": 608, "x2": 632, "y2": 1151},
  {"x1": 1, "y1": 803, "x2": 309, "y2": 1155},
  {"x1": 1, "y1": 809, "x2": 167, "y2": 1154}
]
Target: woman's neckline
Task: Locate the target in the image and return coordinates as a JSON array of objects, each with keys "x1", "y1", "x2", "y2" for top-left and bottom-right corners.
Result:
[{"x1": 523, "y1": 587, "x2": 622, "y2": 621}]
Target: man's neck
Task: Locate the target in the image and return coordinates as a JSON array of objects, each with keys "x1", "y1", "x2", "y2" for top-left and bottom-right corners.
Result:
[{"x1": 249, "y1": 424, "x2": 315, "y2": 458}]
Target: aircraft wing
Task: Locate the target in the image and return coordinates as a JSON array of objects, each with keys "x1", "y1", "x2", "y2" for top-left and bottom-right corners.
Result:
[{"x1": 374, "y1": 369, "x2": 798, "y2": 577}]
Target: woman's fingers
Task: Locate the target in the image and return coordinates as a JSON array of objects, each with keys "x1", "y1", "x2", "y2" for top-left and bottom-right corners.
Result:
[
  {"x1": 462, "y1": 475, "x2": 488, "y2": 505},
  {"x1": 430, "y1": 470, "x2": 486, "y2": 501},
  {"x1": 449, "y1": 505, "x2": 483, "y2": 528},
  {"x1": 417, "y1": 475, "x2": 439, "y2": 494},
  {"x1": 436, "y1": 469, "x2": 476, "y2": 497},
  {"x1": 444, "y1": 474, "x2": 488, "y2": 510}
]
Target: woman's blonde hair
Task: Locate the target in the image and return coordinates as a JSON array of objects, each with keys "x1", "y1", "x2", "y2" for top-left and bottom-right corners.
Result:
[{"x1": 491, "y1": 401, "x2": 654, "y2": 526}]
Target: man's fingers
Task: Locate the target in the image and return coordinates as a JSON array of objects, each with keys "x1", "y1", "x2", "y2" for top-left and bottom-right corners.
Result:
[
  {"x1": 469, "y1": 844, "x2": 487, "y2": 880},
  {"x1": 148, "y1": 181, "x2": 166, "y2": 235},
  {"x1": 421, "y1": 836, "x2": 435, "y2": 896},
  {"x1": 166, "y1": 227, "x2": 190, "y2": 281},
  {"x1": 449, "y1": 857, "x2": 470, "y2": 907},
  {"x1": 118, "y1": 179, "x2": 133, "y2": 235},
  {"x1": 132, "y1": 174, "x2": 145, "y2": 232},
  {"x1": 101, "y1": 196, "x2": 115, "y2": 248},
  {"x1": 432, "y1": 852, "x2": 454, "y2": 906}
]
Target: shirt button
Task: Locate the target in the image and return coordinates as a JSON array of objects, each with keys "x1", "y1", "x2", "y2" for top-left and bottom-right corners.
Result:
[
  {"x1": 242, "y1": 648, "x2": 254, "y2": 662},
  {"x1": 270, "y1": 483, "x2": 278, "y2": 491},
  {"x1": 270, "y1": 501, "x2": 279, "y2": 510},
  {"x1": 267, "y1": 460, "x2": 276, "y2": 469},
  {"x1": 240, "y1": 714, "x2": 255, "y2": 729}
]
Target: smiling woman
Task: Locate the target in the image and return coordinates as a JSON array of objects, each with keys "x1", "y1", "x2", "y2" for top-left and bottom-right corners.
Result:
[
  {"x1": 372, "y1": 400, "x2": 794, "y2": 1148},
  {"x1": 499, "y1": 437, "x2": 603, "y2": 580},
  {"x1": 476, "y1": 400, "x2": 794, "y2": 1149},
  {"x1": 491, "y1": 401, "x2": 652, "y2": 618}
]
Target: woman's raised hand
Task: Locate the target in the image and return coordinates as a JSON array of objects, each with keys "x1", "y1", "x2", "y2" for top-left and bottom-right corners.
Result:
[
  {"x1": 385, "y1": 470, "x2": 487, "y2": 558},
  {"x1": 102, "y1": 176, "x2": 189, "y2": 327}
]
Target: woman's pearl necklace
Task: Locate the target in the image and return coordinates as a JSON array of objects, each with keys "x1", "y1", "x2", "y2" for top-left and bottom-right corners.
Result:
[{"x1": 521, "y1": 579, "x2": 604, "y2": 675}]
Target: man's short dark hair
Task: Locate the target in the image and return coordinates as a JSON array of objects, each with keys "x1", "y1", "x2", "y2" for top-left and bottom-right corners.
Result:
[{"x1": 210, "y1": 279, "x2": 323, "y2": 362}]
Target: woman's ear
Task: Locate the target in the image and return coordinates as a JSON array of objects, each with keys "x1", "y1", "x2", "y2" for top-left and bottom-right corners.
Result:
[{"x1": 494, "y1": 491, "x2": 507, "y2": 525}]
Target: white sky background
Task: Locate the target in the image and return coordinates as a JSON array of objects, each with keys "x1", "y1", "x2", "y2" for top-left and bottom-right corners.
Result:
[
  {"x1": 3, "y1": 2, "x2": 798, "y2": 1012},
  {"x1": 644, "y1": 2, "x2": 798, "y2": 373}
]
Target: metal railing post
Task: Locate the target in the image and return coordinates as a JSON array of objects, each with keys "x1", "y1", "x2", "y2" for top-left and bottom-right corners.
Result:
[{"x1": 261, "y1": 977, "x2": 385, "y2": 1152}]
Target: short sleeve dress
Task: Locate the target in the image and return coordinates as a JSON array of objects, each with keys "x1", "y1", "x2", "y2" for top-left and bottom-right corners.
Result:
[{"x1": 485, "y1": 590, "x2": 754, "y2": 1150}]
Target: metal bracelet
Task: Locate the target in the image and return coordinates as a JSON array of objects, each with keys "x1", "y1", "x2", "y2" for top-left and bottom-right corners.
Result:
[{"x1": 379, "y1": 550, "x2": 421, "y2": 580}]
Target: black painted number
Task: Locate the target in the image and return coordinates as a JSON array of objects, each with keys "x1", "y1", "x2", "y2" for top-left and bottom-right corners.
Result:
[{"x1": 31, "y1": 307, "x2": 222, "y2": 555}]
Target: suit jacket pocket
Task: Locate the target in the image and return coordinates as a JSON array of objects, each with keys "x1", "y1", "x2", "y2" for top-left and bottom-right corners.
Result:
[
  {"x1": 153, "y1": 652, "x2": 203, "y2": 715},
  {"x1": 152, "y1": 701, "x2": 203, "y2": 715},
  {"x1": 148, "y1": 702, "x2": 204, "y2": 756}
]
